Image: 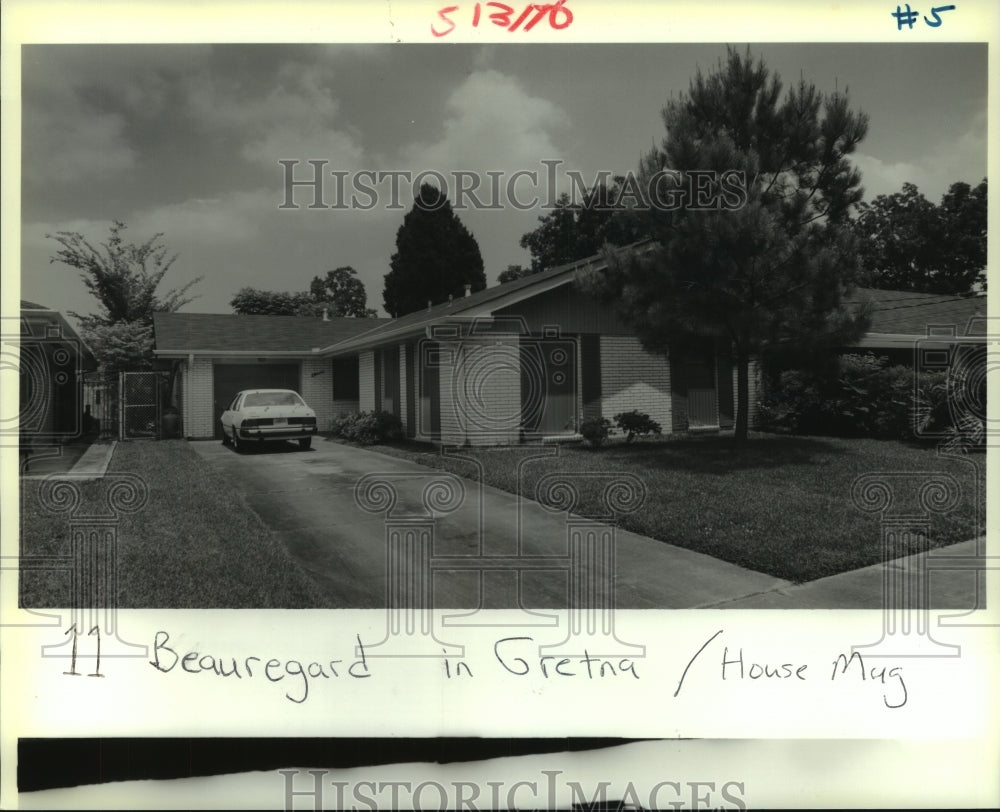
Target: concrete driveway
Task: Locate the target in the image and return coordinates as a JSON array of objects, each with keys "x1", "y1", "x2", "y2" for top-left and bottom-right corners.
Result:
[{"x1": 188, "y1": 437, "x2": 792, "y2": 609}]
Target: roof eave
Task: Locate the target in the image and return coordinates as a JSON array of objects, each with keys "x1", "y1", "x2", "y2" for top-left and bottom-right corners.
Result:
[
  {"x1": 857, "y1": 331, "x2": 986, "y2": 347},
  {"x1": 153, "y1": 349, "x2": 321, "y2": 358},
  {"x1": 314, "y1": 263, "x2": 593, "y2": 356}
]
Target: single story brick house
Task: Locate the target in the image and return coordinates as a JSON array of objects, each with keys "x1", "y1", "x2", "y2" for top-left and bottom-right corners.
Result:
[{"x1": 153, "y1": 251, "x2": 988, "y2": 444}]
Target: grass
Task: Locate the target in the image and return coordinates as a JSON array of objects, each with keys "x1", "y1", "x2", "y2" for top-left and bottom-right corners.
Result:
[
  {"x1": 334, "y1": 432, "x2": 985, "y2": 583},
  {"x1": 19, "y1": 440, "x2": 326, "y2": 608}
]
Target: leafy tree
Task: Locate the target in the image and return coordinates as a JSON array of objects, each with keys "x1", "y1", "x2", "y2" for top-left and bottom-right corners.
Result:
[
  {"x1": 48, "y1": 221, "x2": 200, "y2": 371},
  {"x1": 519, "y1": 182, "x2": 644, "y2": 273},
  {"x1": 383, "y1": 184, "x2": 485, "y2": 317},
  {"x1": 853, "y1": 178, "x2": 987, "y2": 294},
  {"x1": 230, "y1": 288, "x2": 312, "y2": 316},
  {"x1": 231, "y1": 267, "x2": 378, "y2": 317},
  {"x1": 581, "y1": 47, "x2": 871, "y2": 442},
  {"x1": 308, "y1": 266, "x2": 378, "y2": 317},
  {"x1": 497, "y1": 264, "x2": 530, "y2": 284}
]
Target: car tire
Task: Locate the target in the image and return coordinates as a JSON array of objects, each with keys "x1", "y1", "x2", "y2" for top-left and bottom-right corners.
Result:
[
  {"x1": 221, "y1": 428, "x2": 231, "y2": 446},
  {"x1": 299, "y1": 437, "x2": 312, "y2": 451}
]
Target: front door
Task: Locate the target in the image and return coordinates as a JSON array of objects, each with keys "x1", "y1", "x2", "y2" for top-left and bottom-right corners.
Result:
[
  {"x1": 521, "y1": 335, "x2": 577, "y2": 435},
  {"x1": 683, "y1": 356, "x2": 718, "y2": 428}
]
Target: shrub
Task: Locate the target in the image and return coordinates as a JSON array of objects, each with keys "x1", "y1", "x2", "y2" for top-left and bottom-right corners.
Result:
[
  {"x1": 613, "y1": 410, "x2": 662, "y2": 442},
  {"x1": 916, "y1": 360, "x2": 985, "y2": 452},
  {"x1": 579, "y1": 416, "x2": 613, "y2": 447},
  {"x1": 329, "y1": 412, "x2": 353, "y2": 438},
  {"x1": 759, "y1": 353, "x2": 955, "y2": 441},
  {"x1": 330, "y1": 410, "x2": 403, "y2": 445}
]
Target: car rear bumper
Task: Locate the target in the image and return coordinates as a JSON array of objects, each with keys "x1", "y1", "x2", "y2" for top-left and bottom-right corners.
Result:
[{"x1": 236, "y1": 426, "x2": 318, "y2": 442}]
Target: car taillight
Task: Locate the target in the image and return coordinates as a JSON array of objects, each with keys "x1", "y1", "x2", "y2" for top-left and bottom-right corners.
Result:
[{"x1": 242, "y1": 418, "x2": 261, "y2": 428}]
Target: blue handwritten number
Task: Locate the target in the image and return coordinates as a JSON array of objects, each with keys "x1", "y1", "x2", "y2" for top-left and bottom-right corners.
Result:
[
  {"x1": 892, "y1": 4, "x2": 919, "y2": 28},
  {"x1": 924, "y1": 4, "x2": 956, "y2": 26}
]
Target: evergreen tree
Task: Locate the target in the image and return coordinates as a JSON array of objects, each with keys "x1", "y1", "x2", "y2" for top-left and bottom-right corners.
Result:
[
  {"x1": 383, "y1": 184, "x2": 485, "y2": 317},
  {"x1": 581, "y1": 47, "x2": 871, "y2": 442}
]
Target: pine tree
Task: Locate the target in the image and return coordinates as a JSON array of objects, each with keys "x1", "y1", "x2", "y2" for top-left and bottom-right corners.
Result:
[{"x1": 582, "y1": 47, "x2": 871, "y2": 442}]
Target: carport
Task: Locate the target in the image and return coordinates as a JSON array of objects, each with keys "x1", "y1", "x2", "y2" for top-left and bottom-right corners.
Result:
[
  {"x1": 212, "y1": 362, "x2": 301, "y2": 440},
  {"x1": 152, "y1": 312, "x2": 389, "y2": 439}
]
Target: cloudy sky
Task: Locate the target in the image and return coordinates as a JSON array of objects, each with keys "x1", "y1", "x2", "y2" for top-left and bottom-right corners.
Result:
[{"x1": 19, "y1": 42, "x2": 987, "y2": 322}]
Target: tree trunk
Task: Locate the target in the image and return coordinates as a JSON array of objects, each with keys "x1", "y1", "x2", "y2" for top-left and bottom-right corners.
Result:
[{"x1": 735, "y1": 351, "x2": 750, "y2": 443}]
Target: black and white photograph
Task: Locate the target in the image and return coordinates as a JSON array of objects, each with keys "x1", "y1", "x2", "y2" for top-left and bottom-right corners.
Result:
[{"x1": 2, "y1": 1, "x2": 997, "y2": 808}]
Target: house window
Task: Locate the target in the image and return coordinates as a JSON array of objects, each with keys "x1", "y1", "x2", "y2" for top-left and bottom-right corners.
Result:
[{"x1": 332, "y1": 357, "x2": 359, "y2": 401}]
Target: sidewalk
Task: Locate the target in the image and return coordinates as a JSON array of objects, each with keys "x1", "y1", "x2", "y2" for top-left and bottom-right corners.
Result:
[
  {"x1": 18, "y1": 440, "x2": 116, "y2": 479},
  {"x1": 703, "y1": 537, "x2": 985, "y2": 609}
]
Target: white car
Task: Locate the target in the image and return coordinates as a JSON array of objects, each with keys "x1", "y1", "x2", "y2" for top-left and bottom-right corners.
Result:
[{"x1": 221, "y1": 389, "x2": 318, "y2": 451}]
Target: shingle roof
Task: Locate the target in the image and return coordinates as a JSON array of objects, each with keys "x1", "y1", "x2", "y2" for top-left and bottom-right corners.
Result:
[
  {"x1": 318, "y1": 241, "x2": 656, "y2": 353},
  {"x1": 340, "y1": 257, "x2": 603, "y2": 341},
  {"x1": 152, "y1": 312, "x2": 390, "y2": 354},
  {"x1": 847, "y1": 288, "x2": 987, "y2": 336}
]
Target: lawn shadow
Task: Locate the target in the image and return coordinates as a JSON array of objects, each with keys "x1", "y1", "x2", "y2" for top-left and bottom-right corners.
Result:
[{"x1": 587, "y1": 432, "x2": 848, "y2": 474}]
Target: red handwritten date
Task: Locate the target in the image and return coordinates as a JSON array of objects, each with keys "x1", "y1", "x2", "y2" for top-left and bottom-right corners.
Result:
[{"x1": 432, "y1": 1, "x2": 573, "y2": 37}]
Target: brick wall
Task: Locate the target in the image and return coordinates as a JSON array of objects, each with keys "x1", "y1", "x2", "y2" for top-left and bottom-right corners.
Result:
[
  {"x1": 184, "y1": 357, "x2": 214, "y2": 439},
  {"x1": 300, "y1": 357, "x2": 334, "y2": 431},
  {"x1": 358, "y1": 350, "x2": 375, "y2": 412},
  {"x1": 599, "y1": 335, "x2": 672, "y2": 432}
]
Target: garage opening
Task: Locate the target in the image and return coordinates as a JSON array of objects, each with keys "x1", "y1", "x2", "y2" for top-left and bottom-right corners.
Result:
[{"x1": 212, "y1": 362, "x2": 301, "y2": 439}]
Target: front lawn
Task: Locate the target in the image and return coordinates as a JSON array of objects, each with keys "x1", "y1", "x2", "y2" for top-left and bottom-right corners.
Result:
[
  {"x1": 19, "y1": 440, "x2": 325, "y2": 607},
  {"x1": 341, "y1": 433, "x2": 985, "y2": 583}
]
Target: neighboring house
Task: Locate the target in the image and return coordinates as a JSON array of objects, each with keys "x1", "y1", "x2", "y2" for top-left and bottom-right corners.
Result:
[
  {"x1": 844, "y1": 287, "x2": 989, "y2": 365},
  {"x1": 153, "y1": 251, "x2": 989, "y2": 445},
  {"x1": 18, "y1": 300, "x2": 98, "y2": 442}
]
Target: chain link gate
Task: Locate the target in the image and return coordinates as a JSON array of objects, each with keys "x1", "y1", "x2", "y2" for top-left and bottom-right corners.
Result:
[{"x1": 120, "y1": 371, "x2": 162, "y2": 440}]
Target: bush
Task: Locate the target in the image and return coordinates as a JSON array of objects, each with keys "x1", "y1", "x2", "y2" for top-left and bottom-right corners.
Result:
[
  {"x1": 580, "y1": 416, "x2": 613, "y2": 447},
  {"x1": 613, "y1": 410, "x2": 662, "y2": 442},
  {"x1": 758, "y1": 353, "x2": 952, "y2": 441},
  {"x1": 329, "y1": 411, "x2": 403, "y2": 445},
  {"x1": 916, "y1": 359, "x2": 986, "y2": 452}
]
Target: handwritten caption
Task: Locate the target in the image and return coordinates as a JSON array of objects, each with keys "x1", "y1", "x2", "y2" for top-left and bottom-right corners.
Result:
[
  {"x1": 891, "y1": 3, "x2": 956, "y2": 29},
  {"x1": 145, "y1": 628, "x2": 908, "y2": 709},
  {"x1": 432, "y1": 1, "x2": 573, "y2": 37}
]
